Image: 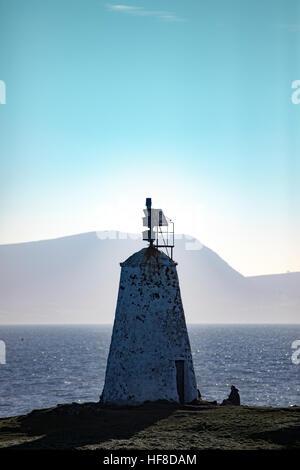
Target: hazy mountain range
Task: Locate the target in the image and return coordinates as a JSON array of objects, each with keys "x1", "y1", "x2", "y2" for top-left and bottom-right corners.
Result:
[{"x1": 0, "y1": 231, "x2": 299, "y2": 324}]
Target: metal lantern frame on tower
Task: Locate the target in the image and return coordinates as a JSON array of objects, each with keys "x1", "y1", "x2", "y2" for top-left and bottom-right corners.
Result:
[{"x1": 142, "y1": 198, "x2": 175, "y2": 259}]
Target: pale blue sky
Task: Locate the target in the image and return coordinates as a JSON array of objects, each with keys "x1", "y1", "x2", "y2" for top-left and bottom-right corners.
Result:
[{"x1": 0, "y1": 0, "x2": 299, "y2": 275}]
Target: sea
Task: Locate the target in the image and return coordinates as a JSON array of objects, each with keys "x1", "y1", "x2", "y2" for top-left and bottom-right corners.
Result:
[{"x1": 0, "y1": 324, "x2": 300, "y2": 418}]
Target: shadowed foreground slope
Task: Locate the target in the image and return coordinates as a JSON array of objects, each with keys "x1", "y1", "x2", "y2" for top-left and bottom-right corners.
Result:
[{"x1": 0, "y1": 401, "x2": 300, "y2": 450}]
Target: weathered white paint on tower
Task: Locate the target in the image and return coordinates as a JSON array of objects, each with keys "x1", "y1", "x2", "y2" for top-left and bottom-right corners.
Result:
[{"x1": 102, "y1": 246, "x2": 198, "y2": 405}]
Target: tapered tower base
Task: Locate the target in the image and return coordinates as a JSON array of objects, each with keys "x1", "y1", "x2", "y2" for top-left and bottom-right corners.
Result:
[{"x1": 102, "y1": 246, "x2": 197, "y2": 406}]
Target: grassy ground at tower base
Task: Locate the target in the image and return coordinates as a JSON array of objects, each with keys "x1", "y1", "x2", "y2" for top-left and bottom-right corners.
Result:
[{"x1": 0, "y1": 400, "x2": 299, "y2": 451}]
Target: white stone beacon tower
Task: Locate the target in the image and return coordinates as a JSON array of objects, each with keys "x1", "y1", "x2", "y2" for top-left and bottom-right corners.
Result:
[{"x1": 101, "y1": 198, "x2": 198, "y2": 406}]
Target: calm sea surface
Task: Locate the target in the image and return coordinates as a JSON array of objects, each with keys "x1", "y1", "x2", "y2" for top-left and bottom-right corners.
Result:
[{"x1": 0, "y1": 324, "x2": 300, "y2": 418}]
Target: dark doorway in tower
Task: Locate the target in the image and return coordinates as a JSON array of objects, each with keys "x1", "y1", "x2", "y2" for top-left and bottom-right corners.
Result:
[{"x1": 175, "y1": 360, "x2": 185, "y2": 404}]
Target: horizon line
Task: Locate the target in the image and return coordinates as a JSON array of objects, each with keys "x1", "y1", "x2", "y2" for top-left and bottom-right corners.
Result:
[{"x1": 1, "y1": 322, "x2": 300, "y2": 326}]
